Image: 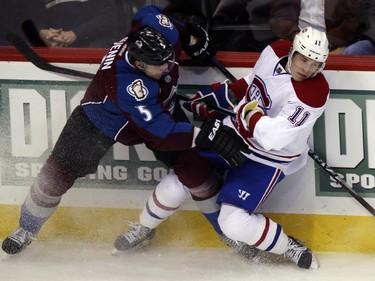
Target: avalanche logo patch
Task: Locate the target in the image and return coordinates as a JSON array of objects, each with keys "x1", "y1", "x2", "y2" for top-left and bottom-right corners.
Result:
[
  {"x1": 127, "y1": 79, "x2": 149, "y2": 101},
  {"x1": 156, "y1": 14, "x2": 173, "y2": 29}
]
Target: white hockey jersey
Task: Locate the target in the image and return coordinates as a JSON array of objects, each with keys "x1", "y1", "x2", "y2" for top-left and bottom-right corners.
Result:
[{"x1": 224, "y1": 40, "x2": 330, "y2": 175}]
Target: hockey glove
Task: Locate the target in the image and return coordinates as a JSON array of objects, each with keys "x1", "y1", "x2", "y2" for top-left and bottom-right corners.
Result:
[
  {"x1": 182, "y1": 82, "x2": 236, "y2": 120},
  {"x1": 234, "y1": 100, "x2": 264, "y2": 140},
  {"x1": 182, "y1": 92, "x2": 219, "y2": 120},
  {"x1": 195, "y1": 118, "x2": 250, "y2": 166},
  {"x1": 184, "y1": 25, "x2": 217, "y2": 62}
]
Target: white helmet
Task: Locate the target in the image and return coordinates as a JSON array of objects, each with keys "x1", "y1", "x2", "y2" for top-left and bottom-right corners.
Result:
[{"x1": 288, "y1": 26, "x2": 329, "y2": 73}]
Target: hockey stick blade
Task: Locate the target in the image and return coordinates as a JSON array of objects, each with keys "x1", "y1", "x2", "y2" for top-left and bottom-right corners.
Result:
[
  {"x1": 6, "y1": 33, "x2": 95, "y2": 79},
  {"x1": 208, "y1": 55, "x2": 375, "y2": 216}
]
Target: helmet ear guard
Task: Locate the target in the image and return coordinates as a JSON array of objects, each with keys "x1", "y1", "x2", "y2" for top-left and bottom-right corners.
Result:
[
  {"x1": 127, "y1": 25, "x2": 175, "y2": 67},
  {"x1": 287, "y1": 27, "x2": 329, "y2": 75}
]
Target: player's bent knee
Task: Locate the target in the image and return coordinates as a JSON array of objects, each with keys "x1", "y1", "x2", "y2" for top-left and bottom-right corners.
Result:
[
  {"x1": 218, "y1": 203, "x2": 264, "y2": 245},
  {"x1": 155, "y1": 171, "x2": 191, "y2": 208},
  {"x1": 218, "y1": 204, "x2": 250, "y2": 241}
]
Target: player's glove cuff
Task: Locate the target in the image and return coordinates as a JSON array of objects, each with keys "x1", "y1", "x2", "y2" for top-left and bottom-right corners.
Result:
[{"x1": 233, "y1": 100, "x2": 264, "y2": 140}]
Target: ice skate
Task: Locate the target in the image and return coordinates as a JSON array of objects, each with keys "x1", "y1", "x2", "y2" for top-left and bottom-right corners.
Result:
[
  {"x1": 219, "y1": 234, "x2": 260, "y2": 260},
  {"x1": 112, "y1": 221, "x2": 156, "y2": 255},
  {"x1": 2, "y1": 227, "x2": 36, "y2": 255},
  {"x1": 284, "y1": 236, "x2": 319, "y2": 269}
]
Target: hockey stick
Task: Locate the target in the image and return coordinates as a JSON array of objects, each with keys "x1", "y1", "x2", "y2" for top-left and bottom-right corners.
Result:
[
  {"x1": 211, "y1": 57, "x2": 237, "y2": 82},
  {"x1": 199, "y1": 98, "x2": 375, "y2": 216},
  {"x1": 209, "y1": 57, "x2": 375, "y2": 216},
  {"x1": 5, "y1": 32, "x2": 232, "y2": 116},
  {"x1": 6, "y1": 33, "x2": 95, "y2": 79}
]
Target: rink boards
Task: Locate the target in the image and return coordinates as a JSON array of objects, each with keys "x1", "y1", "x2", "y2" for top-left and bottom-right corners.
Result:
[{"x1": 0, "y1": 61, "x2": 375, "y2": 253}]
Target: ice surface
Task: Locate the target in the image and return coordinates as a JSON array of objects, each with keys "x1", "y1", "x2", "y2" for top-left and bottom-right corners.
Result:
[{"x1": 1, "y1": 241, "x2": 374, "y2": 281}]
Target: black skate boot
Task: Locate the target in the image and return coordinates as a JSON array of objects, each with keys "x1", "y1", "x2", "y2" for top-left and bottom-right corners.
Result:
[
  {"x1": 284, "y1": 236, "x2": 319, "y2": 269},
  {"x1": 2, "y1": 227, "x2": 36, "y2": 254}
]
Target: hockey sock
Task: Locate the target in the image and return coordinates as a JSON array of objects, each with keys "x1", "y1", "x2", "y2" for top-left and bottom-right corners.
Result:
[
  {"x1": 19, "y1": 203, "x2": 50, "y2": 234},
  {"x1": 202, "y1": 209, "x2": 222, "y2": 234}
]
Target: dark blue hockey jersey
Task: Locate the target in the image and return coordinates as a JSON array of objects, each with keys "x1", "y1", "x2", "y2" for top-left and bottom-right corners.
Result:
[{"x1": 81, "y1": 6, "x2": 195, "y2": 152}]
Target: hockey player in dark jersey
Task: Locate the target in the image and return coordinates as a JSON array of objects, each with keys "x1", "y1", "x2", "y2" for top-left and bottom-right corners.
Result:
[{"x1": 1, "y1": 6, "x2": 250, "y2": 255}]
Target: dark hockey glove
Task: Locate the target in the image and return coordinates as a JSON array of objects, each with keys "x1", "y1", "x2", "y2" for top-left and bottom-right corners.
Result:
[
  {"x1": 184, "y1": 24, "x2": 217, "y2": 62},
  {"x1": 195, "y1": 119, "x2": 250, "y2": 166}
]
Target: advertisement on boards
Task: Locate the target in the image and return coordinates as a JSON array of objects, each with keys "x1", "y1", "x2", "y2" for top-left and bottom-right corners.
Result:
[
  {"x1": 0, "y1": 80, "x2": 171, "y2": 191},
  {"x1": 313, "y1": 90, "x2": 375, "y2": 198},
  {"x1": 1, "y1": 68, "x2": 374, "y2": 206}
]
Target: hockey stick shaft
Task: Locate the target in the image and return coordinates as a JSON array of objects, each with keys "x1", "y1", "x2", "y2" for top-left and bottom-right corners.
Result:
[
  {"x1": 308, "y1": 150, "x2": 375, "y2": 216},
  {"x1": 210, "y1": 57, "x2": 375, "y2": 216},
  {"x1": 211, "y1": 57, "x2": 237, "y2": 82},
  {"x1": 6, "y1": 33, "x2": 95, "y2": 80}
]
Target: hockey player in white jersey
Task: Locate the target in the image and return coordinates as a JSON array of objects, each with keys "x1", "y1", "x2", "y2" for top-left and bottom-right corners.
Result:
[
  {"x1": 114, "y1": 26, "x2": 330, "y2": 269},
  {"x1": 214, "y1": 26, "x2": 329, "y2": 269}
]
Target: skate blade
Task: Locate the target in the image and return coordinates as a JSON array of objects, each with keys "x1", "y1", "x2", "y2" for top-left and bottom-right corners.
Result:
[{"x1": 310, "y1": 255, "x2": 320, "y2": 269}]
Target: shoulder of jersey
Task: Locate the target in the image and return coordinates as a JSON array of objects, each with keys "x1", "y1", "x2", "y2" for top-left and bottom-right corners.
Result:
[
  {"x1": 269, "y1": 40, "x2": 292, "y2": 58},
  {"x1": 292, "y1": 74, "x2": 329, "y2": 108},
  {"x1": 138, "y1": 7, "x2": 179, "y2": 45}
]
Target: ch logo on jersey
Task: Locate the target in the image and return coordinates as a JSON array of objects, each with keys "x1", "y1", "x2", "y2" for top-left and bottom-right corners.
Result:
[
  {"x1": 238, "y1": 189, "x2": 251, "y2": 200},
  {"x1": 248, "y1": 75, "x2": 271, "y2": 110},
  {"x1": 127, "y1": 79, "x2": 149, "y2": 101},
  {"x1": 156, "y1": 14, "x2": 173, "y2": 30}
]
